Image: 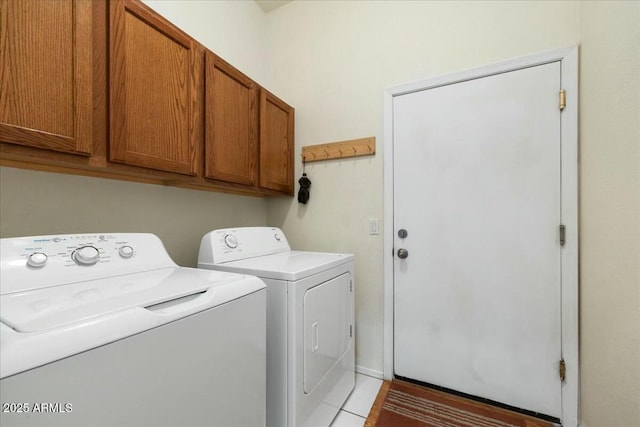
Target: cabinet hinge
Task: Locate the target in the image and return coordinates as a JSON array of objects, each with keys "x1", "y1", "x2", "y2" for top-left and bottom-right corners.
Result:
[
  {"x1": 559, "y1": 224, "x2": 566, "y2": 246},
  {"x1": 559, "y1": 89, "x2": 566, "y2": 111},
  {"x1": 350, "y1": 279, "x2": 353, "y2": 292},
  {"x1": 350, "y1": 325, "x2": 353, "y2": 338},
  {"x1": 559, "y1": 359, "x2": 566, "y2": 382}
]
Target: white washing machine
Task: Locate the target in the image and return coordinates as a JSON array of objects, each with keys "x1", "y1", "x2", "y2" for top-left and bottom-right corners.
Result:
[
  {"x1": 198, "y1": 227, "x2": 355, "y2": 427},
  {"x1": 0, "y1": 233, "x2": 266, "y2": 427}
]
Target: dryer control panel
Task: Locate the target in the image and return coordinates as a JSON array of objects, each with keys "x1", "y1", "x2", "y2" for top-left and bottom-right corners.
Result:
[
  {"x1": 199, "y1": 227, "x2": 291, "y2": 265},
  {"x1": 0, "y1": 234, "x2": 176, "y2": 294}
]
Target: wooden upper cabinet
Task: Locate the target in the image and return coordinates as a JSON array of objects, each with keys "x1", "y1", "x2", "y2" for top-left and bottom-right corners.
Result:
[
  {"x1": 260, "y1": 90, "x2": 294, "y2": 194},
  {"x1": 0, "y1": 0, "x2": 93, "y2": 155},
  {"x1": 109, "y1": 0, "x2": 199, "y2": 176},
  {"x1": 1, "y1": 0, "x2": 295, "y2": 197},
  {"x1": 205, "y1": 52, "x2": 258, "y2": 185}
]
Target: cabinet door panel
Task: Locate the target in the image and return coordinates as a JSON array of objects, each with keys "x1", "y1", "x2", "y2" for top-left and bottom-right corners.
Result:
[
  {"x1": 205, "y1": 52, "x2": 258, "y2": 185},
  {"x1": 110, "y1": 0, "x2": 197, "y2": 175},
  {"x1": 0, "y1": 0, "x2": 92, "y2": 155},
  {"x1": 260, "y1": 90, "x2": 294, "y2": 194}
]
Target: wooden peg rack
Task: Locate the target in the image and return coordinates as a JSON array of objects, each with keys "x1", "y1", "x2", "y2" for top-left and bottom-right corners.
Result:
[{"x1": 301, "y1": 137, "x2": 376, "y2": 163}]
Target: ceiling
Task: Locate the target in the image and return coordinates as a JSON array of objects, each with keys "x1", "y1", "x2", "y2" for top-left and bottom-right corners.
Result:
[{"x1": 255, "y1": 0, "x2": 292, "y2": 13}]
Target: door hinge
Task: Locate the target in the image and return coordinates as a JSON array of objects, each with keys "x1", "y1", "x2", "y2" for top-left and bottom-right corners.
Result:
[
  {"x1": 559, "y1": 359, "x2": 566, "y2": 382},
  {"x1": 559, "y1": 89, "x2": 566, "y2": 111},
  {"x1": 350, "y1": 324, "x2": 353, "y2": 338},
  {"x1": 350, "y1": 279, "x2": 353, "y2": 292},
  {"x1": 559, "y1": 224, "x2": 566, "y2": 246}
]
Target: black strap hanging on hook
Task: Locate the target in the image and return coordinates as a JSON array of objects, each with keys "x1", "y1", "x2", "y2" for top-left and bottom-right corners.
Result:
[{"x1": 298, "y1": 173, "x2": 311, "y2": 204}]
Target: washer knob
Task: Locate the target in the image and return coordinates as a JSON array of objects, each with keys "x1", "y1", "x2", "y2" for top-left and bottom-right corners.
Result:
[
  {"x1": 223, "y1": 234, "x2": 238, "y2": 249},
  {"x1": 72, "y1": 246, "x2": 100, "y2": 266},
  {"x1": 118, "y1": 245, "x2": 134, "y2": 258},
  {"x1": 27, "y1": 252, "x2": 48, "y2": 268}
]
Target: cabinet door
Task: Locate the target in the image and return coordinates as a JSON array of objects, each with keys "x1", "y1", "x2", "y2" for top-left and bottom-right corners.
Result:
[
  {"x1": 259, "y1": 90, "x2": 294, "y2": 194},
  {"x1": 205, "y1": 52, "x2": 258, "y2": 185},
  {"x1": 109, "y1": 0, "x2": 198, "y2": 175},
  {"x1": 0, "y1": 0, "x2": 92, "y2": 155}
]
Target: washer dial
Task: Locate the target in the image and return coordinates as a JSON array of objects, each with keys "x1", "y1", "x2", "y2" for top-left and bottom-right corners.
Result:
[
  {"x1": 27, "y1": 252, "x2": 48, "y2": 268},
  {"x1": 118, "y1": 245, "x2": 134, "y2": 258},
  {"x1": 72, "y1": 246, "x2": 100, "y2": 266}
]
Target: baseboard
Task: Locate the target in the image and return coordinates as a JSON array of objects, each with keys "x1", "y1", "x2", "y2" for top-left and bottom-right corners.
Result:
[{"x1": 356, "y1": 365, "x2": 384, "y2": 379}]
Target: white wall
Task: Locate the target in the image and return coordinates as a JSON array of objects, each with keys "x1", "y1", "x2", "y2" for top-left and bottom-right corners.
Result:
[
  {"x1": 264, "y1": 0, "x2": 580, "y2": 377},
  {"x1": 579, "y1": 2, "x2": 640, "y2": 426},
  {"x1": 0, "y1": 168, "x2": 266, "y2": 266},
  {"x1": 143, "y1": 0, "x2": 267, "y2": 83}
]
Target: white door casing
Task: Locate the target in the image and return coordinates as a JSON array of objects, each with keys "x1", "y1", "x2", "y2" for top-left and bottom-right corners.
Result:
[{"x1": 383, "y1": 46, "x2": 578, "y2": 426}]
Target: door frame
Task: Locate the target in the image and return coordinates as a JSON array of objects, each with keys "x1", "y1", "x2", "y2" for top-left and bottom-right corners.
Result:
[{"x1": 383, "y1": 46, "x2": 579, "y2": 426}]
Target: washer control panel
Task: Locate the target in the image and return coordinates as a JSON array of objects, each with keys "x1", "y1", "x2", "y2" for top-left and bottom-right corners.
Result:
[
  {"x1": 12, "y1": 234, "x2": 140, "y2": 268},
  {"x1": 1, "y1": 233, "x2": 176, "y2": 294}
]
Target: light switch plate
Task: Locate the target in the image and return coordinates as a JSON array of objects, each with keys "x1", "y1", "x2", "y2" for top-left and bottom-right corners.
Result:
[{"x1": 369, "y1": 219, "x2": 379, "y2": 235}]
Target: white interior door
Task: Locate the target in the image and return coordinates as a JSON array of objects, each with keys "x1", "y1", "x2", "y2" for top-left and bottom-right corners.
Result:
[{"x1": 393, "y1": 62, "x2": 563, "y2": 418}]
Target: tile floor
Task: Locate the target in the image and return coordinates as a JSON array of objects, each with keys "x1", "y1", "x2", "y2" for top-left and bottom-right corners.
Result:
[{"x1": 330, "y1": 373, "x2": 383, "y2": 427}]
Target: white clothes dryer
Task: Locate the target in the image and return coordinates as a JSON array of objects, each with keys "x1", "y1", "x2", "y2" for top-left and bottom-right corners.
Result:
[
  {"x1": 1, "y1": 233, "x2": 266, "y2": 427},
  {"x1": 198, "y1": 227, "x2": 355, "y2": 427}
]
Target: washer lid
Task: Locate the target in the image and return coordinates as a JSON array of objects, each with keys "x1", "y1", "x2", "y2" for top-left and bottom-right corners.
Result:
[
  {"x1": 0, "y1": 267, "x2": 262, "y2": 333},
  {"x1": 207, "y1": 251, "x2": 353, "y2": 281}
]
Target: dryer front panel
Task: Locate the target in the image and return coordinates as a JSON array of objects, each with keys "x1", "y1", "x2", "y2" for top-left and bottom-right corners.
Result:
[{"x1": 303, "y1": 272, "x2": 352, "y2": 394}]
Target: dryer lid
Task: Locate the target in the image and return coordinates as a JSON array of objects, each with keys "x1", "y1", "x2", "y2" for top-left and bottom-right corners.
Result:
[
  {"x1": 205, "y1": 251, "x2": 353, "y2": 281},
  {"x1": 0, "y1": 267, "x2": 263, "y2": 333}
]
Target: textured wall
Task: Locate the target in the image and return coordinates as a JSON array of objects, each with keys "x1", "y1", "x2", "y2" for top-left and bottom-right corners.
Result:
[
  {"x1": 579, "y1": 2, "x2": 640, "y2": 426},
  {"x1": 0, "y1": 168, "x2": 267, "y2": 267}
]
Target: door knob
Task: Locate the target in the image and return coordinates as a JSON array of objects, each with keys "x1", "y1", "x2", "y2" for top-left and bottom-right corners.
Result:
[{"x1": 397, "y1": 248, "x2": 409, "y2": 259}]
